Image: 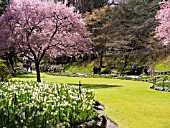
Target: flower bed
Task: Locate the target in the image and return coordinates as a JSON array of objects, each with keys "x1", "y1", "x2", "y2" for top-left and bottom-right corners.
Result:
[{"x1": 0, "y1": 81, "x2": 98, "y2": 127}]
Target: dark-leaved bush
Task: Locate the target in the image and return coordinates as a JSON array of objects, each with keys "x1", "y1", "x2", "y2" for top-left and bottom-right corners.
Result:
[{"x1": 0, "y1": 59, "x2": 11, "y2": 81}]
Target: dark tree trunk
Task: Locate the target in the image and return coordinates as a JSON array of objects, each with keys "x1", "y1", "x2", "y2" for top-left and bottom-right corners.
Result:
[
  {"x1": 99, "y1": 53, "x2": 103, "y2": 67},
  {"x1": 9, "y1": 58, "x2": 16, "y2": 73},
  {"x1": 1, "y1": 75, "x2": 4, "y2": 81},
  {"x1": 121, "y1": 54, "x2": 129, "y2": 72},
  {"x1": 35, "y1": 61, "x2": 41, "y2": 82}
]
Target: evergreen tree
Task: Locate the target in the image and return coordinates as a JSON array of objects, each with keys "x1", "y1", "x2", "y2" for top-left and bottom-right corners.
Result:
[
  {"x1": 109, "y1": 0, "x2": 161, "y2": 70},
  {"x1": 84, "y1": 0, "x2": 161, "y2": 70},
  {"x1": 84, "y1": 5, "x2": 114, "y2": 67}
]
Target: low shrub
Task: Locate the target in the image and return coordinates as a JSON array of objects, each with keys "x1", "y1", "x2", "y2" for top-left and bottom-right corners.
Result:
[
  {"x1": 156, "y1": 81, "x2": 170, "y2": 88},
  {"x1": 0, "y1": 60, "x2": 11, "y2": 81}
]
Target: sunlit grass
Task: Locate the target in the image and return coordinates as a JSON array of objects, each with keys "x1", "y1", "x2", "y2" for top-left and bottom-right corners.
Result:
[
  {"x1": 153, "y1": 55, "x2": 170, "y2": 71},
  {"x1": 64, "y1": 61, "x2": 95, "y2": 73},
  {"x1": 12, "y1": 73, "x2": 170, "y2": 128}
]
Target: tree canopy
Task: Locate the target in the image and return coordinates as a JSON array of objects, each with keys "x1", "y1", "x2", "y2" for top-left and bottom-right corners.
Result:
[
  {"x1": 84, "y1": 0, "x2": 161, "y2": 70},
  {"x1": 0, "y1": 0, "x2": 91, "y2": 82}
]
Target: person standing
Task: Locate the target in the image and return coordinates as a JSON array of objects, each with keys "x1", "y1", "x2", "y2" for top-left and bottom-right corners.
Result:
[{"x1": 131, "y1": 64, "x2": 136, "y2": 75}]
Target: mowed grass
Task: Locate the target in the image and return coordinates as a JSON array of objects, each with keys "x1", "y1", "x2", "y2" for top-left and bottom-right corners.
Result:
[{"x1": 12, "y1": 73, "x2": 170, "y2": 128}]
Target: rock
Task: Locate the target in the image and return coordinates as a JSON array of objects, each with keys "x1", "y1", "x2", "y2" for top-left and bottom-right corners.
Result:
[
  {"x1": 106, "y1": 118, "x2": 118, "y2": 128},
  {"x1": 94, "y1": 102, "x2": 118, "y2": 128}
]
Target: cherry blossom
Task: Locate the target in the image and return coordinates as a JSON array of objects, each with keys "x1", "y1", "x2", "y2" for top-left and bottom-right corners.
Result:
[
  {"x1": 0, "y1": 0, "x2": 91, "y2": 82},
  {"x1": 155, "y1": 0, "x2": 170, "y2": 45}
]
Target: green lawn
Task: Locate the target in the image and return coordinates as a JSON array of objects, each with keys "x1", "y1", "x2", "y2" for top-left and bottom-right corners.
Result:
[{"x1": 12, "y1": 73, "x2": 170, "y2": 128}]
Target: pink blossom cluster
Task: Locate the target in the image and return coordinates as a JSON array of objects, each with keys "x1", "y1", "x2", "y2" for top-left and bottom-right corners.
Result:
[
  {"x1": 155, "y1": 0, "x2": 170, "y2": 45},
  {"x1": 0, "y1": 0, "x2": 91, "y2": 59}
]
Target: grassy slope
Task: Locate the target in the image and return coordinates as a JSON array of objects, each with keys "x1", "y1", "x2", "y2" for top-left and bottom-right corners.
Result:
[
  {"x1": 64, "y1": 61, "x2": 95, "y2": 74},
  {"x1": 12, "y1": 73, "x2": 170, "y2": 128},
  {"x1": 153, "y1": 55, "x2": 170, "y2": 71},
  {"x1": 64, "y1": 54, "x2": 170, "y2": 73},
  {"x1": 64, "y1": 60, "x2": 116, "y2": 74}
]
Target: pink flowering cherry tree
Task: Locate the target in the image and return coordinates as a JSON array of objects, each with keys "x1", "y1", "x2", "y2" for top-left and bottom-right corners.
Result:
[
  {"x1": 155, "y1": 0, "x2": 170, "y2": 45},
  {"x1": 0, "y1": 0, "x2": 91, "y2": 82}
]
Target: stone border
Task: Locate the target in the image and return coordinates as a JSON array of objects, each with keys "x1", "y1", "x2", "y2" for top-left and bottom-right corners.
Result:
[
  {"x1": 150, "y1": 85, "x2": 170, "y2": 92},
  {"x1": 94, "y1": 101, "x2": 118, "y2": 128}
]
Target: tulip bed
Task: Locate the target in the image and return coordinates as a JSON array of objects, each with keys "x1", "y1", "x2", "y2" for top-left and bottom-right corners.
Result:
[{"x1": 0, "y1": 81, "x2": 98, "y2": 128}]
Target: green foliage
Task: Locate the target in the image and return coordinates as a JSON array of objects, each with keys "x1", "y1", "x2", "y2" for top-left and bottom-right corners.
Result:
[
  {"x1": 84, "y1": 5, "x2": 113, "y2": 55},
  {"x1": 153, "y1": 75, "x2": 170, "y2": 89},
  {"x1": 157, "y1": 82, "x2": 170, "y2": 88},
  {"x1": 0, "y1": 59, "x2": 11, "y2": 81},
  {"x1": 0, "y1": 81, "x2": 98, "y2": 127}
]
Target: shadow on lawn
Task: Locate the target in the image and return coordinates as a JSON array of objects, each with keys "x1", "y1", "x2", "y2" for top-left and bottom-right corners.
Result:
[{"x1": 71, "y1": 84, "x2": 122, "y2": 89}]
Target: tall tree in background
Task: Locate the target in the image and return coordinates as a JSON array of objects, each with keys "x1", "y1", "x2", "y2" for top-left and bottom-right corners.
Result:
[
  {"x1": 0, "y1": 0, "x2": 91, "y2": 82},
  {"x1": 108, "y1": 0, "x2": 161, "y2": 70},
  {"x1": 85, "y1": 0, "x2": 161, "y2": 70},
  {"x1": 84, "y1": 5, "x2": 114, "y2": 67}
]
